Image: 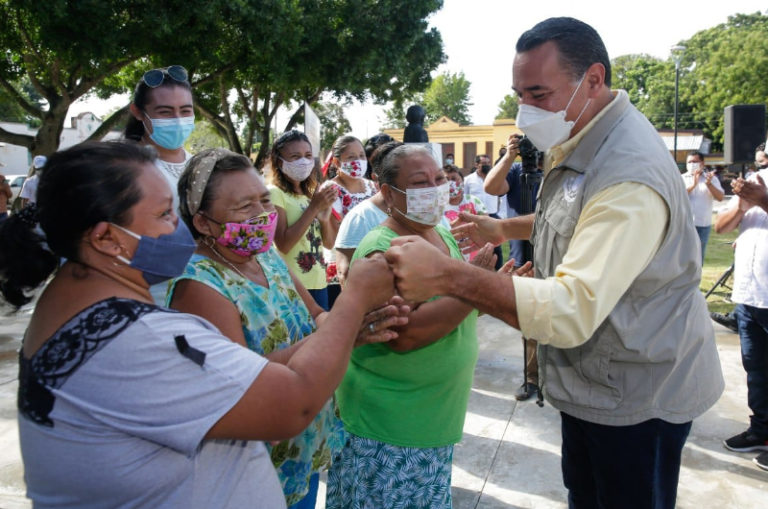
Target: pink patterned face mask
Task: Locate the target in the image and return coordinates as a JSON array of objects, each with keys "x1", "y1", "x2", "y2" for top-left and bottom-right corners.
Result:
[
  {"x1": 339, "y1": 159, "x2": 367, "y2": 178},
  {"x1": 213, "y1": 211, "x2": 278, "y2": 257}
]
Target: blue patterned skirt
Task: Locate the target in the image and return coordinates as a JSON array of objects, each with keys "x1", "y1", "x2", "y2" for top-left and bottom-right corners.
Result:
[{"x1": 325, "y1": 433, "x2": 454, "y2": 509}]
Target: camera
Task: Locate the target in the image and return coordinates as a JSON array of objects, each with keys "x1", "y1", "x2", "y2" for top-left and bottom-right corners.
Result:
[{"x1": 516, "y1": 135, "x2": 542, "y2": 174}]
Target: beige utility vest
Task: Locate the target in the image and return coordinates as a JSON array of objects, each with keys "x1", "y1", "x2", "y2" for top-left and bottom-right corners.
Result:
[{"x1": 533, "y1": 91, "x2": 724, "y2": 425}]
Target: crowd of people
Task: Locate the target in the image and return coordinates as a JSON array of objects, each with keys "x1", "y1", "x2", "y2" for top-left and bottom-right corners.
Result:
[{"x1": 0, "y1": 14, "x2": 765, "y2": 509}]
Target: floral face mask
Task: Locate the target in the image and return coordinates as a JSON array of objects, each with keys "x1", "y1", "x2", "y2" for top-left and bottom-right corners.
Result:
[
  {"x1": 339, "y1": 159, "x2": 367, "y2": 178},
  {"x1": 207, "y1": 210, "x2": 278, "y2": 257}
]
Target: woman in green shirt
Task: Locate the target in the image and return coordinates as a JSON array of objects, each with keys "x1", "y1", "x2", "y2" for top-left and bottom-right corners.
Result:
[{"x1": 327, "y1": 143, "x2": 497, "y2": 509}]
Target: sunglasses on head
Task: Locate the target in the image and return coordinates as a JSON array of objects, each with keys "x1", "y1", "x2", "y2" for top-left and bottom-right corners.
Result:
[{"x1": 142, "y1": 65, "x2": 188, "y2": 88}]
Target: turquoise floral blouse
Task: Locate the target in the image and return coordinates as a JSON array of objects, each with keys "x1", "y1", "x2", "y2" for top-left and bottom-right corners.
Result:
[{"x1": 167, "y1": 247, "x2": 345, "y2": 505}]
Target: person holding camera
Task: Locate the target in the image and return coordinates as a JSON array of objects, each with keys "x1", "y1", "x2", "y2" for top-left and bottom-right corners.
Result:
[
  {"x1": 682, "y1": 151, "x2": 723, "y2": 263},
  {"x1": 484, "y1": 134, "x2": 540, "y2": 401},
  {"x1": 464, "y1": 154, "x2": 504, "y2": 269},
  {"x1": 383, "y1": 17, "x2": 723, "y2": 509}
]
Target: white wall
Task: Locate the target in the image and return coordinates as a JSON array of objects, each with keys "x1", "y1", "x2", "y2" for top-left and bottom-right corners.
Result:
[{"x1": 0, "y1": 113, "x2": 121, "y2": 175}]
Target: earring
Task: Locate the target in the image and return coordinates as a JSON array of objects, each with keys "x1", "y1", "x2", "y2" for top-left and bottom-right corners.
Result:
[{"x1": 386, "y1": 207, "x2": 391, "y2": 216}]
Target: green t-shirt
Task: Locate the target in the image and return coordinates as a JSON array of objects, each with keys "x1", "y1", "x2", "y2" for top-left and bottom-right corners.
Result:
[
  {"x1": 268, "y1": 185, "x2": 327, "y2": 290},
  {"x1": 337, "y1": 225, "x2": 479, "y2": 447}
]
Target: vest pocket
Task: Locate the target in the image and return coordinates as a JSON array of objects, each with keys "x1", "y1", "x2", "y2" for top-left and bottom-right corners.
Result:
[{"x1": 544, "y1": 337, "x2": 622, "y2": 410}]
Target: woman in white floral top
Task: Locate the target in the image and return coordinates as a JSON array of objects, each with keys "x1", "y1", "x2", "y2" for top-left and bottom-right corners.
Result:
[{"x1": 322, "y1": 135, "x2": 377, "y2": 305}]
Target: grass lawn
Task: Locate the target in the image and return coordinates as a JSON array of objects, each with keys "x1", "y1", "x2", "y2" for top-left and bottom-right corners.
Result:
[{"x1": 701, "y1": 227, "x2": 739, "y2": 314}]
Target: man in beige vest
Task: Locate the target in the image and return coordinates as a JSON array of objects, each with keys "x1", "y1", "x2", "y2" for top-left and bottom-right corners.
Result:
[{"x1": 384, "y1": 17, "x2": 723, "y2": 509}]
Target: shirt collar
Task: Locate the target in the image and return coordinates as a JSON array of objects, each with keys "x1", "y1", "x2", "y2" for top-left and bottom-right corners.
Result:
[{"x1": 544, "y1": 90, "x2": 619, "y2": 174}]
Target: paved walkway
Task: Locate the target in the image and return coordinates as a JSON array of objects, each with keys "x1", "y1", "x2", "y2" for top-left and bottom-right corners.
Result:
[{"x1": 0, "y1": 303, "x2": 766, "y2": 508}]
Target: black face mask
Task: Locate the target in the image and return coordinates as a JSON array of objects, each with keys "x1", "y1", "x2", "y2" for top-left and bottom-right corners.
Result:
[
  {"x1": 480, "y1": 164, "x2": 491, "y2": 173},
  {"x1": 758, "y1": 164, "x2": 768, "y2": 170}
]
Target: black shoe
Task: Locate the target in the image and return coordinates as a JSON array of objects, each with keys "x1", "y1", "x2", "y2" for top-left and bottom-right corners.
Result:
[
  {"x1": 711, "y1": 312, "x2": 738, "y2": 332},
  {"x1": 515, "y1": 382, "x2": 538, "y2": 401},
  {"x1": 754, "y1": 451, "x2": 768, "y2": 471},
  {"x1": 724, "y1": 431, "x2": 768, "y2": 452}
]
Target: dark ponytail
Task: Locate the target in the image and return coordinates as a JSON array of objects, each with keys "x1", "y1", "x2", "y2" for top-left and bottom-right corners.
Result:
[
  {"x1": 0, "y1": 206, "x2": 58, "y2": 308},
  {"x1": 0, "y1": 141, "x2": 154, "y2": 309}
]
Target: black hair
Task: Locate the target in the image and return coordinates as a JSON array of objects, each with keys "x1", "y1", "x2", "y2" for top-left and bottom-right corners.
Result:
[
  {"x1": 0, "y1": 141, "x2": 152, "y2": 308},
  {"x1": 325, "y1": 135, "x2": 363, "y2": 179},
  {"x1": 369, "y1": 141, "x2": 404, "y2": 181},
  {"x1": 475, "y1": 154, "x2": 489, "y2": 164},
  {"x1": 516, "y1": 17, "x2": 612, "y2": 87},
  {"x1": 377, "y1": 143, "x2": 431, "y2": 188},
  {"x1": 687, "y1": 151, "x2": 705, "y2": 162},
  {"x1": 178, "y1": 149, "x2": 254, "y2": 239},
  {"x1": 124, "y1": 69, "x2": 193, "y2": 142},
  {"x1": 268, "y1": 130, "x2": 317, "y2": 198},
  {"x1": 364, "y1": 133, "x2": 395, "y2": 179},
  {"x1": 443, "y1": 164, "x2": 463, "y2": 180},
  {"x1": 756, "y1": 142, "x2": 765, "y2": 153}
]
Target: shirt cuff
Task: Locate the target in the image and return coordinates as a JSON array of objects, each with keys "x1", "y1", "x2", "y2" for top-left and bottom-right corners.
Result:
[{"x1": 513, "y1": 275, "x2": 554, "y2": 343}]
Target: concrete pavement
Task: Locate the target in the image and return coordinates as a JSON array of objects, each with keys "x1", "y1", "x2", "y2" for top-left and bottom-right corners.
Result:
[{"x1": 0, "y1": 302, "x2": 766, "y2": 508}]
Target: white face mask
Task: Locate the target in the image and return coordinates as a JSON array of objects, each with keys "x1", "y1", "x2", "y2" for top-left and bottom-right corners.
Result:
[
  {"x1": 686, "y1": 162, "x2": 702, "y2": 173},
  {"x1": 280, "y1": 157, "x2": 314, "y2": 181},
  {"x1": 390, "y1": 182, "x2": 450, "y2": 226},
  {"x1": 515, "y1": 74, "x2": 591, "y2": 152}
]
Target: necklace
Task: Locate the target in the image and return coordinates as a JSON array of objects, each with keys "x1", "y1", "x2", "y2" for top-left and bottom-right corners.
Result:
[{"x1": 207, "y1": 241, "x2": 251, "y2": 280}]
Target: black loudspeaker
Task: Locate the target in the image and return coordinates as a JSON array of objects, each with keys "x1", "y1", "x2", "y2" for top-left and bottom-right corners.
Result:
[{"x1": 724, "y1": 104, "x2": 766, "y2": 164}]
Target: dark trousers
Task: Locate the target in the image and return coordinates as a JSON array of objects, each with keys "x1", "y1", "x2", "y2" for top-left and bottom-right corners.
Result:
[
  {"x1": 561, "y1": 412, "x2": 691, "y2": 509},
  {"x1": 308, "y1": 287, "x2": 329, "y2": 311},
  {"x1": 734, "y1": 303, "x2": 768, "y2": 437},
  {"x1": 489, "y1": 213, "x2": 503, "y2": 270}
]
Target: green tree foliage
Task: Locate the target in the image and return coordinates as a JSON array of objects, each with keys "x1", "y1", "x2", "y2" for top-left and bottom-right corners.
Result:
[
  {"x1": 0, "y1": 0, "x2": 225, "y2": 155},
  {"x1": 612, "y1": 12, "x2": 768, "y2": 151},
  {"x1": 313, "y1": 101, "x2": 353, "y2": 153},
  {"x1": 495, "y1": 94, "x2": 519, "y2": 119},
  {"x1": 681, "y1": 12, "x2": 768, "y2": 148},
  {"x1": 422, "y1": 71, "x2": 472, "y2": 125},
  {"x1": 612, "y1": 54, "x2": 679, "y2": 129},
  {"x1": 186, "y1": 119, "x2": 228, "y2": 155},
  {"x1": 383, "y1": 69, "x2": 472, "y2": 129},
  {"x1": 0, "y1": 77, "x2": 44, "y2": 124},
  {"x1": 0, "y1": 0, "x2": 443, "y2": 163},
  {"x1": 192, "y1": 0, "x2": 444, "y2": 167}
]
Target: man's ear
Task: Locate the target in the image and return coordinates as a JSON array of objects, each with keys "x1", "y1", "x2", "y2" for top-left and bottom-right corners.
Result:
[
  {"x1": 87, "y1": 222, "x2": 124, "y2": 257},
  {"x1": 585, "y1": 62, "x2": 606, "y2": 97}
]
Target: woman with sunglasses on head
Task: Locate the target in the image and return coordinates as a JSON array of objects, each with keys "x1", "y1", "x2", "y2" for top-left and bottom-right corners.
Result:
[
  {"x1": 1, "y1": 141, "x2": 397, "y2": 508},
  {"x1": 125, "y1": 65, "x2": 195, "y2": 207},
  {"x1": 268, "y1": 130, "x2": 338, "y2": 310},
  {"x1": 169, "y1": 148, "x2": 408, "y2": 508}
]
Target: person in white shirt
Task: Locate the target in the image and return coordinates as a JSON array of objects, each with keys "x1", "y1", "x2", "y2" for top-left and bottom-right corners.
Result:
[
  {"x1": 463, "y1": 154, "x2": 503, "y2": 269},
  {"x1": 19, "y1": 155, "x2": 47, "y2": 208},
  {"x1": 715, "y1": 162, "x2": 768, "y2": 472},
  {"x1": 682, "y1": 151, "x2": 723, "y2": 262}
]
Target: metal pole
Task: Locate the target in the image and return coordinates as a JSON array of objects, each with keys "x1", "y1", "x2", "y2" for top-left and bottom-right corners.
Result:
[
  {"x1": 671, "y1": 45, "x2": 685, "y2": 165},
  {"x1": 673, "y1": 65, "x2": 679, "y2": 162}
]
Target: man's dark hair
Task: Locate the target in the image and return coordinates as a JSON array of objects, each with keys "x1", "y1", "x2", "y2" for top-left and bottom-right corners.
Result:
[
  {"x1": 475, "y1": 154, "x2": 489, "y2": 164},
  {"x1": 516, "y1": 17, "x2": 612, "y2": 87},
  {"x1": 756, "y1": 142, "x2": 765, "y2": 153},
  {"x1": 687, "y1": 151, "x2": 705, "y2": 162}
]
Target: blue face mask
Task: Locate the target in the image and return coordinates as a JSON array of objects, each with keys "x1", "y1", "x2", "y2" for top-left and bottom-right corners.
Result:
[
  {"x1": 113, "y1": 220, "x2": 197, "y2": 285},
  {"x1": 144, "y1": 114, "x2": 195, "y2": 150}
]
